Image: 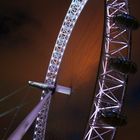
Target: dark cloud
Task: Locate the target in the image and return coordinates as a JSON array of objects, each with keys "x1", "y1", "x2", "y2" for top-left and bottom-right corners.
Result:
[
  {"x1": 0, "y1": 9, "x2": 29, "y2": 35},
  {"x1": 0, "y1": 7, "x2": 41, "y2": 48}
]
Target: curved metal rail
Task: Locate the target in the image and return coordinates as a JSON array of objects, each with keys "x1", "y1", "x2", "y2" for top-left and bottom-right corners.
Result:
[{"x1": 33, "y1": 0, "x2": 89, "y2": 139}]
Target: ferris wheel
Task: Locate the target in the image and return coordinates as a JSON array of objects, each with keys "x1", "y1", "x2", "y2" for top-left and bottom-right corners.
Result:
[{"x1": 7, "y1": 0, "x2": 139, "y2": 140}]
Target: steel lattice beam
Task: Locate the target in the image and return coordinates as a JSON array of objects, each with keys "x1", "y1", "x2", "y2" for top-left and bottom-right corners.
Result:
[{"x1": 84, "y1": 0, "x2": 130, "y2": 139}]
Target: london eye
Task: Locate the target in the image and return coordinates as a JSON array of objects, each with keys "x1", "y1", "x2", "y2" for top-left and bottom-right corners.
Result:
[{"x1": 0, "y1": 0, "x2": 139, "y2": 139}]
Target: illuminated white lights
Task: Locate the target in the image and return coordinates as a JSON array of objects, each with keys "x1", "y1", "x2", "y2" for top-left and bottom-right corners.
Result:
[{"x1": 37, "y1": 118, "x2": 40, "y2": 121}]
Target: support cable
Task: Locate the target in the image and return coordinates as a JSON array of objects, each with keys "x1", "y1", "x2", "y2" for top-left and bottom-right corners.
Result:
[
  {"x1": 0, "y1": 85, "x2": 28, "y2": 103},
  {"x1": 2, "y1": 86, "x2": 30, "y2": 140}
]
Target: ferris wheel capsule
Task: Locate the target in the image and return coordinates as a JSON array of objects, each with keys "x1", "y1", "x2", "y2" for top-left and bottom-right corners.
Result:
[
  {"x1": 108, "y1": 57, "x2": 137, "y2": 74},
  {"x1": 100, "y1": 110, "x2": 127, "y2": 127},
  {"x1": 113, "y1": 13, "x2": 140, "y2": 30}
]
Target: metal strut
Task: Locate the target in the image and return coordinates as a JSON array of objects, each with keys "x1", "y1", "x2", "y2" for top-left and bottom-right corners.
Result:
[
  {"x1": 33, "y1": 0, "x2": 89, "y2": 140},
  {"x1": 84, "y1": 0, "x2": 131, "y2": 140}
]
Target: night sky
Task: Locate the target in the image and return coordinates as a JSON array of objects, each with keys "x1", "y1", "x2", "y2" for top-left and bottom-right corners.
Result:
[{"x1": 0, "y1": 0, "x2": 140, "y2": 140}]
